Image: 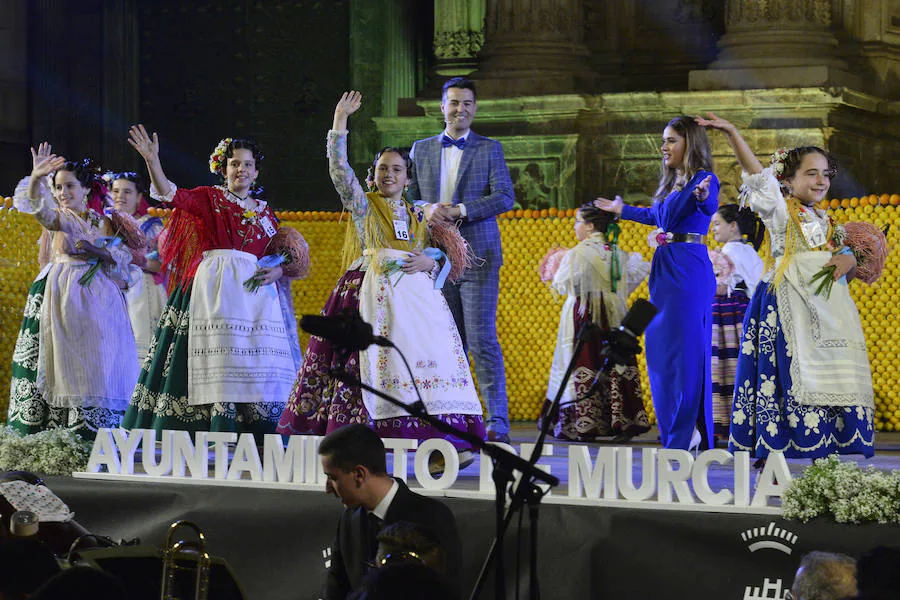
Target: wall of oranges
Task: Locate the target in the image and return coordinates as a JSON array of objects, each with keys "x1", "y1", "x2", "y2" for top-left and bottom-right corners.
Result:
[{"x1": 1, "y1": 195, "x2": 898, "y2": 431}]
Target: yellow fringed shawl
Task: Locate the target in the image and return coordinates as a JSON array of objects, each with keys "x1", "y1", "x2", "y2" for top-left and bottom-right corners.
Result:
[
  {"x1": 767, "y1": 196, "x2": 836, "y2": 289},
  {"x1": 340, "y1": 192, "x2": 429, "y2": 273}
]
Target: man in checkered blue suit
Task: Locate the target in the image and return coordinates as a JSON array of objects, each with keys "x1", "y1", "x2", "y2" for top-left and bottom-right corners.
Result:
[{"x1": 408, "y1": 77, "x2": 515, "y2": 442}]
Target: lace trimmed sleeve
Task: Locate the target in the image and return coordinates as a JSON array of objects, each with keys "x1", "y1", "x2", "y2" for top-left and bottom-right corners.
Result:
[
  {"x1": 739, "y1": 167, "x2": 787, "y2": 225},
  {"x1": 149, "y1": 179, "x2": 177, "y2": 203},
  {"x1": 13, "y1": 176, "x2": 65, "y2": 230}
]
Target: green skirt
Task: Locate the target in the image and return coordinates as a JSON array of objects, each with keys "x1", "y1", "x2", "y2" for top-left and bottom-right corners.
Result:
[
  {"x1": 122, "y1": 284, "x2": 284, "y2": 439},
  {"x1": 7, "y1": 276, "x2": 122, "y2": 441}
]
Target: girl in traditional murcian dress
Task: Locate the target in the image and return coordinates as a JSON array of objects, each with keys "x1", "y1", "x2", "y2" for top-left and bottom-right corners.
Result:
[
  {"x1": 123, "y1": 126, "x2": 304, "y2": 437},
  {"x1": 698, "y1": 112, "x2": 883, "y2": 460},
  {"x1": 708, "y1": 204, "x2": 765, "y2": 445},
  {"x1": 277, "y1": 91, "x2": 484, "y2": 465},
  {"x1": 595, "y1": 116, "x2": 719, "y2": 451},
  {"x1": 8, "y1": 144, "x2": 139, "y2": 440},
  {"x1": 538, "y1": 203, "x2": 651, "y2": 442},
  {"x1": 108, "y1": 171, "x2": 167, "y2": 363}
]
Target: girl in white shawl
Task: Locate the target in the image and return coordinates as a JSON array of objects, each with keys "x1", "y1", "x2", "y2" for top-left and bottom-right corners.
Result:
[{"x1": 539, "y1": 203, "x2": 651, "y2": 442}]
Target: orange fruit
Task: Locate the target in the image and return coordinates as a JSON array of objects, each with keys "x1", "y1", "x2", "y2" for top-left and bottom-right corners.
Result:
[
  {"x1": 841, "y1": 199, "x2": 851, "y2": 209},
  {"x1": 891, "y1": 194, "x2": 900, "y2": 206},
  {"x1": 515, "y1": 209, "x2": 524, "y2": 218},
  {"x1": 880, "y1": 193, "x2": 890, "y2": 206},
  {"x1": 830, "y1": 199, "x2": 840, "y2": 209},
  {"x1": 540, "y1": 209, "x2": 549, "y2": 218},
  {"x1": 850, "y1": 197, "x2": 859, "y2": 207},
  {"x1": 548, "y1": 207, "x2": 558, "y2": 217}
]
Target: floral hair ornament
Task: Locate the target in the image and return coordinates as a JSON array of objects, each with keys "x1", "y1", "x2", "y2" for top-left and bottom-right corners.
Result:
[
  {"x1": 101, "y1": 171, "x2": 115, "y2": 187},
  {"x1": 769, "y1": 147, "x2": 792, "y2": 182},
  {"x1": 209, "y1": 137, "x2": 233, "y2": 175}
]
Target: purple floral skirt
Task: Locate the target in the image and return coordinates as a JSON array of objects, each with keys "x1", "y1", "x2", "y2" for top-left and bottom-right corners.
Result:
[{"x1": 276, "y1": 269, "x2": 485, "y2": 449}]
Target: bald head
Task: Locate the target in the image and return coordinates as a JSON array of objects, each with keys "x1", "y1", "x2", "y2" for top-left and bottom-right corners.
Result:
[{"x1": 791, "y1": 551, "x2": 856, "y2": 600}]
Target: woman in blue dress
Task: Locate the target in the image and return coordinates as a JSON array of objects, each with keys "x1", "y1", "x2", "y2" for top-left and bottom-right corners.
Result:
[{"x1": 595, "y1": 116, "x2": 719, "y2": 451}]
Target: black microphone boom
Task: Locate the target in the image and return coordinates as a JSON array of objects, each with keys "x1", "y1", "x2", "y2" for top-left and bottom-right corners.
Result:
[
  {"x1": 299, "y1": 311, "x2": 390, "y2": 352},
  {"x1": 580, "y1": 298, "x2": 657, "y2": 400}
]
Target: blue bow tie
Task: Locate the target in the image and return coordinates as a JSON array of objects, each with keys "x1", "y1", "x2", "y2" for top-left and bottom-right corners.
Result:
[{"x1": 441, "y1": 135, "x2": 466, "y2": 150}]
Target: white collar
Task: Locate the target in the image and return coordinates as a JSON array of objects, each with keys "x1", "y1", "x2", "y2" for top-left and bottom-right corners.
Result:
[
  {"x1": 217, "y1": 186, "x2": 267, "y2": 212},
  {"x1": 370, "y1": 479, "x2": 399, "y2": 521}
]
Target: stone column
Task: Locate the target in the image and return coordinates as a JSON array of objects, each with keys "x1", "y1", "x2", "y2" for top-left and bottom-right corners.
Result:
[
  {"x1": 690, "y1": 0, "x2": 861, "y2": 90},
  {"x1": 470, "y1": 0, "x2": 596, "y2": 97},
  {"x1": 432, "y1": 0, "x2": 485, "y2": 79},
  {"x1": 381, "y1": 0, "x2": 416, "y2": 116}
]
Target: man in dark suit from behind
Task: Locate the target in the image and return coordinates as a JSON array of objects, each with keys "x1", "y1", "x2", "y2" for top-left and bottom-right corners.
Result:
[{"x1": 320, "y1": 424, "x2": 462, "y2": 600}]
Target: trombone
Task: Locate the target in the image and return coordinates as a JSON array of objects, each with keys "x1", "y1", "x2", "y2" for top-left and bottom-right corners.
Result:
[{"x1": 161, "y1": 520, "x2": 211, "y2": 600}]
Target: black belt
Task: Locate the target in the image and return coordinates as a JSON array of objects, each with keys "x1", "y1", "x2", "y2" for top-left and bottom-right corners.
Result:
[{"x1": 667, "y1": 232, "x2": 705, "y2": 244}]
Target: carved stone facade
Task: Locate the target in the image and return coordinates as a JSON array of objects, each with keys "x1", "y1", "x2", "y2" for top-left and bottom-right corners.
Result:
[
  {"x1": 470, "y1": 0, "x2": 596, "y2": 96},
  {"x1": 376, "y1": 87, "x2": 899, "y2": 210},
  {"x1": 370, "y1": 0, "x2": 900, "y2": 208},
  {"x1": 690, "y1": 0, "x2": 860, "y2": 90}
]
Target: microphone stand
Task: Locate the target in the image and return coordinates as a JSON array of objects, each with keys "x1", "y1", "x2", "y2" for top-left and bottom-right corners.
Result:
[{"x1": 468, "y1": 321, "x2": 603, "y2": 600}]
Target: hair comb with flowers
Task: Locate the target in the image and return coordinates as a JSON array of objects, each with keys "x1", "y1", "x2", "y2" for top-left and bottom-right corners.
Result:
[
  {"x1": 209, "y1": 137, "x2": 233, "y2": 175},
  {"x1": 769, "y1": 147, "x2": 792, "y2": 182}
]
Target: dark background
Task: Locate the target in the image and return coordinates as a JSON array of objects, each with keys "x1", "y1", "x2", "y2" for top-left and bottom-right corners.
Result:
[{"x1": 0, "y1": 0, "x2": 437, "y2": 211}]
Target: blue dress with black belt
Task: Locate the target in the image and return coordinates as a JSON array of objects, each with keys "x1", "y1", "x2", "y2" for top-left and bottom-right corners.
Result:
[{"x1": 619, "y1": 170, "x2": 719, "y2": 449}]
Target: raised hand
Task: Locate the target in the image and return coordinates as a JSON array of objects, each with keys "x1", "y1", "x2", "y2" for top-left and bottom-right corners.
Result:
[
  {"x1": 127, "y1": 124, "x2": 160, "y2": 164},
  {"x1": 594, "y1": 195, "x2": 624, "y2": 215},
  {"x1": 693, "y1": 175, "x2": 713, "y2": 202},
  {"x1": 694, "y1": 112, "x2": 736, "y2": 134},
  {"x1": 335, "y1": 91, "x2": 362, "y2": 117},
  {"x1": 333, "y1": 91, "x2": 362, "y2": 131},
  {"x1": 30, "y1": 143, "x2": 65, "y2": 178}
]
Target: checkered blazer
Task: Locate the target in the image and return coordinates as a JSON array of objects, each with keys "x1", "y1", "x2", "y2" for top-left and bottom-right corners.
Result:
[{"x1": 409, "y1": 132, "x2": 515, "y2": 268}]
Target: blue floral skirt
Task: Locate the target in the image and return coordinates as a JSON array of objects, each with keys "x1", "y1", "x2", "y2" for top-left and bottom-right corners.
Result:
[{"x1": 728, "y1": 282, "x2": 875, "y2": 459}]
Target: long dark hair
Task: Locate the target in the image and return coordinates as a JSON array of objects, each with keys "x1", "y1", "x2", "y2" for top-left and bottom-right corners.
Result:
[
  {"x1": 716, "y1": 204, "x2": 766, "y2": 250},
  {"x1": 655, "y1": 116, "x2": 713, "y2": 201}
]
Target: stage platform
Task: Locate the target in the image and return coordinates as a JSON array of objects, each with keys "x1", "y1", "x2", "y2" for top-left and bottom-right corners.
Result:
[{"x1": 54, "y1": 424, "x2": 900, "y2": 599}]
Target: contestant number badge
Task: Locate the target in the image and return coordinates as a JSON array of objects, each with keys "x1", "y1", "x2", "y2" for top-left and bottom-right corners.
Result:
[
  {"x1": 393, "y1": 219, "x2": 409, "y2": 241},
  {"x1": 260, "y1": 215, "x2": 277, "y2": 237},
  {"x1": 801, "y1": 220, "x2": 826, "y2": 248}
]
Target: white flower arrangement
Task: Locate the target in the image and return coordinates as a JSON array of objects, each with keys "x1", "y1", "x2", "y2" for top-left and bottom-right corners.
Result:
[
  {"x1": 209, "y1": 137, "x2": 233, "y2": 175},
  {"x1": 782, "y1": 455, "x2": 900, "y2": 524},
  {"x1": 0, "y1": 427, "x2": 92, "y2": 476},
  {"x1": 770, "y1": 147, "x2": 791, "y2": 182}
]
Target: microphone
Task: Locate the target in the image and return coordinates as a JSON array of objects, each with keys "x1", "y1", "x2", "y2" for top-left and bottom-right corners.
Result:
[
  {"x1": 580, "y1": 299, "x2": 657, "y2": 399},
  {"x1": 300, "y1": 311, "x2": 391, "y2": 352}
]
